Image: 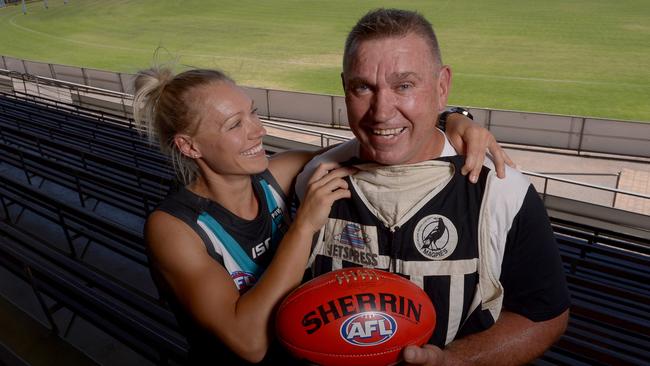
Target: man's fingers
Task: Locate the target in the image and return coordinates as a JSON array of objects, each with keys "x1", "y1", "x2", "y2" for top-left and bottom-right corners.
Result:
[
  {"x1": 492, "y1": 149, "x2": 507, "y2": 179},
  {"x1": 402, "y1": 344, "x2": 441, "y2": 365},
  {"x1": 461, "y1": 132, "x2": 488, "y2": 183},
  {"x1": 461, "y1": 155, "x2": 483, "y2": 184},
  {"x1": 487, "y1": 139, "x2": 515, "y2": 178}
]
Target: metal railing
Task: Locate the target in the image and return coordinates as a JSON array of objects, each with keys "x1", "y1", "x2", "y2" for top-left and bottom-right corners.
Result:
[
  {"x1": 262, "y1": 120, "x2": 350, "y2": 147},
  {"x1": 2, "y1": 69, "x2": 133, "y2": 114},
  {"x1": 1, "y1": 66, "x2": 648, "y2": 217},
  {"x1": 2, "y1": 54, "x2": 650, "y2": 158},
  {"x1": 523, "y1": 171, "x2": 649, "y2": 207}
]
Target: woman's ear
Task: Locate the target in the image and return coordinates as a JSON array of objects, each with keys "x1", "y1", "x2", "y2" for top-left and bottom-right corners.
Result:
[{"x1": 174, "y1": 134, "x2": 201, "y2": 159}]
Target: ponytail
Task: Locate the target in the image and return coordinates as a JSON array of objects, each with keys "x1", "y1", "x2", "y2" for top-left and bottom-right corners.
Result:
[{"x1": 133, "y1": 67, "x2": 233, "y2": 184}]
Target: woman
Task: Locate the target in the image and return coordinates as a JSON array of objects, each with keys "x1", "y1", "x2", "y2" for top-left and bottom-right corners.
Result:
[{"x1": 133, "y1": 67, "x2": 511, "y2": 365}]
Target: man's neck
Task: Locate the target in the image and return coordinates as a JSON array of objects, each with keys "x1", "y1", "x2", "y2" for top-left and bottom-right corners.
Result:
[{"x1": 406, "y1": 129, "x2": 446, "y2": 164}]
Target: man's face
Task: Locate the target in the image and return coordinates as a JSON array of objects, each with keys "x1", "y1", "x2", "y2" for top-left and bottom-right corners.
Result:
[{"x1": 343, "y1": 33, "x2": 451, "y2": 165}]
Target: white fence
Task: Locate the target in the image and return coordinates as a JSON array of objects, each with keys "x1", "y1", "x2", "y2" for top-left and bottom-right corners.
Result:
[
  {"x1": 1, "y1": 55, "x2": 649, "y2": 159},
  {"x1": 1, "y1": 57, "x2": 649, "y2": 231}
]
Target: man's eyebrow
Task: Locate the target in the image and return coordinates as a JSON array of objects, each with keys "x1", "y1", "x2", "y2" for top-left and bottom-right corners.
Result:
[
  {"x1": 390, "y1": 72, "x2": 421, "y2": 82},
  {"x1": 346, "y1": 76, "x2": 368, "y2": 85}
]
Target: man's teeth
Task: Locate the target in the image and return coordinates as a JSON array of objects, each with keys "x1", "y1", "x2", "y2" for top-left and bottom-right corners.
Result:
[
  {"x1": 372, "y1": 127, "x2": 405, "y2": 136},
  {"x1": 242, "y1": 144, "x2": 263, "y2": 156}
]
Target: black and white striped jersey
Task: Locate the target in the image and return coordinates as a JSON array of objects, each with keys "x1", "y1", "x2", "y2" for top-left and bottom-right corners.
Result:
[{"x1": 295, "y1": 137, "x2": 569, "y2": 347}]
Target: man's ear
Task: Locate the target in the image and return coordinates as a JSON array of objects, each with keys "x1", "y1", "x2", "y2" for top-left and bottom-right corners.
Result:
[
  {"x1": 340, "y1": 72, "x2": 346, "y2": 93},
  {"x1": 173, "y1": 134, "x2": 200, "y2": 159},
  {"x1": 437, "y1": 65, "x2": 452, "y2": 112}
]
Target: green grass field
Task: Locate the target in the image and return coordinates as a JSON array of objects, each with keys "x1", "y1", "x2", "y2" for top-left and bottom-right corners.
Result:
[{"x1": 1, "y1": 0, "x2": 649, "y2": 121}]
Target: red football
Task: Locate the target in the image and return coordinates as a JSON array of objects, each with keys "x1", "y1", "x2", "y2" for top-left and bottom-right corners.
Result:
[{"x1": 276, "y1": 268, "x2": 436, "y2": 366}]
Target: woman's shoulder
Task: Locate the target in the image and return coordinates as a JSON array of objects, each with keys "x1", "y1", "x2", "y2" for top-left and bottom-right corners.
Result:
[
  {"x1": 155, "y1": 185, "x2": 210, "y2": 222},
  {"x1": 267, "y1": 150, "x2": 317, "y2": 195},
  {"x1": 146, "y1": 209, "x2": 203, "y2": 254}
]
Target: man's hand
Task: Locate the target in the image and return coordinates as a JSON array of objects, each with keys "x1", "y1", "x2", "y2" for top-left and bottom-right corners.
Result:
[
  {"x1": 444, "y1": 113, "x2": 515, "y2": 183},
  {"x1": 403, "y1": 344, "x2": 447, "y2": 366},
  {"x1": 402, "y1": 310, "x2": 569, "y2": 366}
]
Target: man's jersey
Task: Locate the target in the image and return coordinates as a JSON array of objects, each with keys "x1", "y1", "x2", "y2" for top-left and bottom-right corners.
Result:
[
  {"x1": 295, "y1": 136, "x2": 570, "y2": 347},
  {"x1": 150, "y1": 170, "x2": 294, "y2": 364}
]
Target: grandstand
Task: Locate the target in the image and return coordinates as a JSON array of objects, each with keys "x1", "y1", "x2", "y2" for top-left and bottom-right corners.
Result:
[{"x1": 0, "y1": 62, "x2": 648, "y2": 365}]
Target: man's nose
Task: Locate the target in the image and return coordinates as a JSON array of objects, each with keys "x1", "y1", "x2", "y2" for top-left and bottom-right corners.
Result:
[{"x1": 372, "y1": 89, "x2": 396, "y2": 122}]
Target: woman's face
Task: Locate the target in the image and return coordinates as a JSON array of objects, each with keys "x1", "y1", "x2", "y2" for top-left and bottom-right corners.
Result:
[{"x1": 186, "y1": 82, "x2": 268, "y2": 177}]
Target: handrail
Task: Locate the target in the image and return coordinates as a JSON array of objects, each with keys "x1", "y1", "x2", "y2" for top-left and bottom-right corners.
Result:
[
  {"x1": 262, "y1": 119, "x2": 350, "y2": 146},
  {"x1": 536, "y1": 172, "x2": 620, "y2": 177},
  {"x1": 1, "y1": 68, "x2": 130, "y2": 98},
  {"x1": 2, "y1": 67, "x2": 648, "y2": 214},
  {"x1": 522, "y1": 171, "x2": 649, "y2": 199},
  {"x1": 265, "y1": 118, "x2": 649, "y2": 209}
]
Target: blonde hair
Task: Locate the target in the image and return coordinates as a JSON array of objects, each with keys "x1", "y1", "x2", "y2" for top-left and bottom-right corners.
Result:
[{"x1": 133, "y1": 68, "x2": 233, "y2": 184}]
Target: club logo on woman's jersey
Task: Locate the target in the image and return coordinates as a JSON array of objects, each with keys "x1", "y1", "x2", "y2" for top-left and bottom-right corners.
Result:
[
  {"x1": 413, "y1": 214, "x2": 458, "y2": 260},
  {"x1": 231, "y1": 271, "x2": 256, "y2": 293}
]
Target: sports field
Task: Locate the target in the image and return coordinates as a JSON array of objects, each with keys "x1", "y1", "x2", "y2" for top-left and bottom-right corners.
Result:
[{"x1": 1, "y1": 0, "x2": 649, "y2": 121}]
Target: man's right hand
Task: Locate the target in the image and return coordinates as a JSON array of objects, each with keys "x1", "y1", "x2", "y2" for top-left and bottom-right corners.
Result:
[{"x1": 403, "y1": 344, "x2": 448, "y2": 366}]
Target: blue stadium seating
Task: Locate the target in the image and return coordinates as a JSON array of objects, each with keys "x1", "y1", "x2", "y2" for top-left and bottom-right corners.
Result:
[{"x1": 0, "y1": 93, "x2": 648, "y2": 365}]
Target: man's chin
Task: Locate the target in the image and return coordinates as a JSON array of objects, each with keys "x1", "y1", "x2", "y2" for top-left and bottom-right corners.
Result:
[{"x1": 362, "y1": 149, "x2": 409, "y2": 165}]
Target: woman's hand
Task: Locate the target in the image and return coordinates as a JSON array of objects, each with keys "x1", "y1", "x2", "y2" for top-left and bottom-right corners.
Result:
[
  {"x1": 294, "y1": 162, "x2": 357, "y2": 233},
  {"x1": 444, "y1": 113, "x2": 515, "y2": 183}
]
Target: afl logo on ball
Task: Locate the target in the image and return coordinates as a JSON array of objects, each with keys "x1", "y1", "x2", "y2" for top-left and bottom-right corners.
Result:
[
  {"x1": 413, "y1": 214, "x2": 458, "y2": 260},
  {"x1": 340, "y1": 312, "x2": 397, "y2": 346}
]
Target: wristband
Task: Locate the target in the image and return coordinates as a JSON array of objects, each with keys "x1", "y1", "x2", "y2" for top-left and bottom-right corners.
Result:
[{"x1": 438, "y1": 107, "x2": 474, "y2": 132}]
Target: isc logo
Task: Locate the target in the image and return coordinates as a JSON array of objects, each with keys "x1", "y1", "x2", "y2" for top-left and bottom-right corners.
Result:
[{"x1": 340, "y1": 312, "x2": 397, "y2": 346}]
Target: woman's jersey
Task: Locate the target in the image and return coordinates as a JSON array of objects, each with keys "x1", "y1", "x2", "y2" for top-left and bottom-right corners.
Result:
[{"x1": 150, "y1": 170, "x2": 295, "y2": 365}]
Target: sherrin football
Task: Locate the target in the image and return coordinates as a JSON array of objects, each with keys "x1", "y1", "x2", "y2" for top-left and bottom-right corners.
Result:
[{"x1": 276, "y1": 268, "x2": 436, "y2": 366}]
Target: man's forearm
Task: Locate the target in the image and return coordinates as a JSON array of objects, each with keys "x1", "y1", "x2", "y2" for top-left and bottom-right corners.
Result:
[{"x1": 442, "y1": 310, "x2": 569, "y2": 366}]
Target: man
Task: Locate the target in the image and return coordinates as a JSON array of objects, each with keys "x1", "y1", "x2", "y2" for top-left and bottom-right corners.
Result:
[{"x1": 295, "y1": 8, "x2": 570, "y2": 365}]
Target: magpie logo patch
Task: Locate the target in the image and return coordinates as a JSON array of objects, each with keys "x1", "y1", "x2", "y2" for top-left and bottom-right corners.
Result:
[{"x1": 413, "y1": 214, "x2": 458, "y2": 260}]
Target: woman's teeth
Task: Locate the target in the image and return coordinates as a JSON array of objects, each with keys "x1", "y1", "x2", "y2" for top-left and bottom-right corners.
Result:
[{"x1": 242, "y1": 144, "x2": 263, "y2": 156}]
